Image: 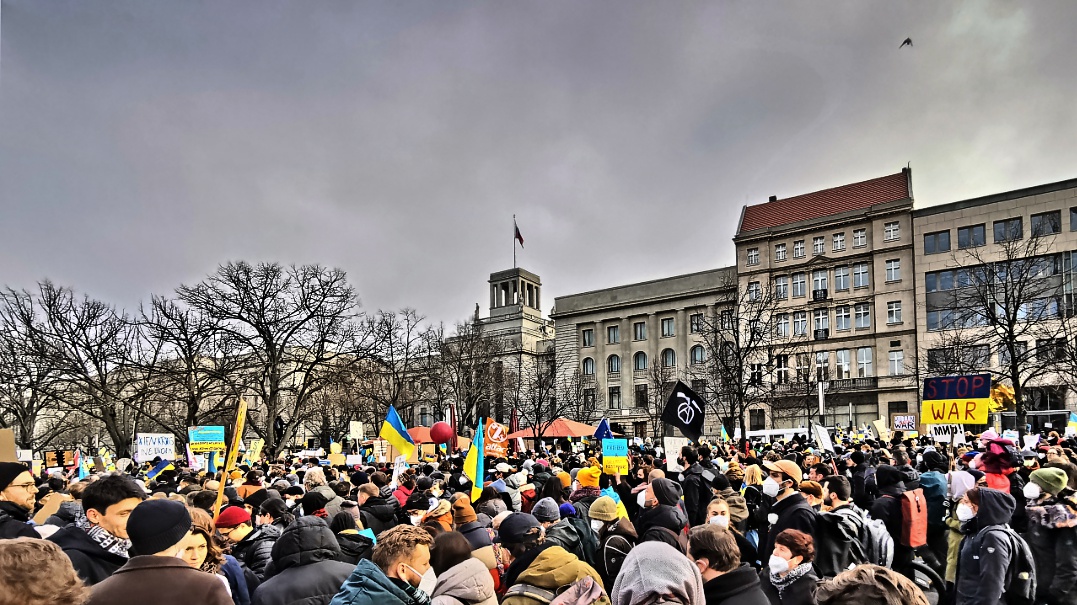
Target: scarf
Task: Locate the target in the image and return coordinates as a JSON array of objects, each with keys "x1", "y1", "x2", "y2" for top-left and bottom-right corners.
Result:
[
  {"x1": 313, "y1": 508, "x2": 329, "y2": 519},
  {"x1": 770, "y1": 562, "x2": 813, "y2": 597},
  {"x1": 1027, "y1": 495, "x2": 1077, "y2": 528},
  {"x1": 569, "y1": 486, "x2": 601, "y2": 503},
  {"x1": 389, "y1": 577, "x2": 431, "y2": 605},
  {"x1": 82, "y1": 521, "x2": 132, "y2": 558}
]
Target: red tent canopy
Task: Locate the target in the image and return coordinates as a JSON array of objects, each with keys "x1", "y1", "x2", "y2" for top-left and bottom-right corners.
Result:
[
  {"x1": 507, "y1": 418, "x2": 603, "y2": 440},
  {"x1": 407, "y1": 427, "x2": 431, "y2": 444}
]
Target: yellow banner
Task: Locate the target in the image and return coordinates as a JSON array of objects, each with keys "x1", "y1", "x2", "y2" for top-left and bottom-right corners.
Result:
[
  {"x1": 921, "y1": 398, "x2": 990, "y2": 425},
  {"x1": 213, "y1": 399, "x2": 248, "y2": 520}
]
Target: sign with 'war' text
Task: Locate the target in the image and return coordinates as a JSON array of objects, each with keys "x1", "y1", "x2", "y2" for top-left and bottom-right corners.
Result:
[{"x1": 921, "y1": 374, "x2": 991, "y2": 425}]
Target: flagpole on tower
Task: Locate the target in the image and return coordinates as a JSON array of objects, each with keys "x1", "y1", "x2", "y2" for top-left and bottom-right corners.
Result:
[{"x1": 513, "y1": 214, "x2": 516, "y2": 269}]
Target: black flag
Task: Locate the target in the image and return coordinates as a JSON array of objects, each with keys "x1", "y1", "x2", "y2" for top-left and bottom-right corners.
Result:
[{"x1": 662, "y1": 380, "x2": 706, "y2": 442}]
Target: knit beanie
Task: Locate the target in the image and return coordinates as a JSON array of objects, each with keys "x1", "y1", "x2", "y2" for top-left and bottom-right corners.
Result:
[
  {"x1": 127, "y1": 499, "x2": 192, "y2": 556},
  {"x1": 532, "y1": 497, "x2": 560, "y2": 523},
  {"x1": 215, "y1": 505, "x2": 252, "y2": 529},
  {"x1": 1031, "y1": 468, "x2": 1069, "y2": 496},
  {"x1": 301, "y1": 491, "x2": 330, "y2": 516},
  {"x1": 650, "y1": 478, "x2": 682, "y2": 507},
  {"x1": 245, "y1": 488, "x2": 270, "y2": 511},
  {"x1": 588, "y1": 496, "x2": 618, "y2": 522},
  {"x1": 0, "y1": 462, "x2": 29, "y2": 492},
  {"x1": 558, "y1": 502, "x2": 577, "y2": 519},
  {"x1": 452, "y1": 498, "x2": 478, "y2": 525},
  {"x1": 556, "y1": 471, "x2": 571, "y2": 489},
  {"x1": 577, "y1": 466, "x2": 601, "y2": 488}
]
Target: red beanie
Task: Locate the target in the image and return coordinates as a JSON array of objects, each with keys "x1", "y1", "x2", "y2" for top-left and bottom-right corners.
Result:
[{"x1": 215, "y1": 505, "x2": 251, "y2": 529}]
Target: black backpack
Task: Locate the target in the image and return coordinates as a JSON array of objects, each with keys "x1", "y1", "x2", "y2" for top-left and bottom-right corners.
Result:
[
  {"x1": 599, "y1": 532, "x2": 633, "y2": 582},
  {"x1": 985, "y1": 525, "x2": 1036, "y2": 605},
  {"x1": 813, "y1": 508, "x2": 867, "y2": 577}
]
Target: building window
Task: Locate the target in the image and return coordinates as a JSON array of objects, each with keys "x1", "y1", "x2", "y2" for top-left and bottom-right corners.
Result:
[
  {"x1": 813, "y1": 308, "x2": 829, "y2": 331},
  {"x1": 853, "y1": 262, "x2": 870, "y2": 288},
  {"x1": 833, "y1": 232, "x2": 846, "y2": 252},
  {"x1": 793, "y1": 240, "x2": 806, "y2": 258},
  {"x1": 812, "y1": 270, "x2": 828, "y2": 292},
  {"x1": 583, "y1": 389, "x2": 596, "y2": 411},
  {"x1": 993, "y1": 217, "x2": 1023, "y2": 242},
  {"x1": 890, "y1": 401, "x2": 909, "y2": 414},
  {"x1": 1071, "y1": 208, "x2": 1077, "y2": 232},
  {"x1": 792, "y1": 272, "x2": 806, "y2": 297},
  {"x1": 857, "y1": 347, "x2": 873, "y2": 377},
  {"x1": 661, "y1": 318, "x2": 675, "y2": 337},
  {"x1": 689, "y1": 313, "x2": 703, "y2": 334},
  {"x1": 607, "y1": 325, "x2": 620, "y2": 344},
  {"x1": 958, "y1": 224, "x2": 986, "y2": 249},
  {"x1": 749, "y1": 363, "x2": 764, "y2": 386},
  {"x1": 720, "y1": 310, "x2": 733, "y2": 330},
  {"x1": 855, "y1": 303, "x2": 871, "y2": 329},
  {"x1": 816, "y1": 352, "x2": 829, "y2": 381},
  {"x1": 748, "y1": 281, "x2": 761, "y2": 301},
  {"x1": 607, "y1": 355, "x2": 621, "y2": 374},
  {"x1": 1032, "y1": 210, "x2": 1062, "y2": 237},
  {"x1": 608, "y1": 387, "x2": 621, "y2": 409},
  {"x1": 633, "y1": 321, "x2": 647, "y2": 341},
  {"x1": 885, "y1": 259, "x2": 901, "y2": 281},
  {"x1": 749, "y1": 319, "x2": 762, "y2": 338},
  {"x1": 884, "y1": 221, "x2": 900, "y2": 241},
  {"x1": 999, "y1": 342, "x2": 1027, "y2": 367},
  {"x1": 661, "y1": 349, "x2": 676, "y2": 368},
  {"x1": 887, "y1": 301, "x2": 902, "y2": 324},
  {"x1": 889, "y1": 350, "x2": 905, "y2": 376},
  {"x1": 835, "y1": 349, "x2": 852, "y2": 379},
  {"x1": 924, "y1": 230, "x2": 950, "y2": 254},
  {"x1": 776, "y1": 313, "x2": 790, "y2": 337},
  {"x1": 834, "y1": 266, "x2": 849, "y2": 291},
  {"x1": 775, "y1": 243, "x2": 787, "y2": 261},
  {"x1": 581, "y1": 329, "x2": 594, "y2": 347},
  {"x1": 1038, "y1": 338, "x2": 1067, "y2": 362},
  {"x1": 634, "y1": 384, "x2": 648, "y2": 408},
  {"x1": 746, "y1": 247, "x2": 760, "y2": 266},
  {"x1": 634, "y1": 352, "x2": 647, "y2": 370},
  {"x1": 853, "y1": 228, "x2": 867, "y2": 247},
  {"x1": 835, "y1": 306, "x2": 851, "y2": 331},
  {"x1": 775, "y1": 276, "x2": 789, "y2": 299},
  {"x1": 813, "y1": 236, "x2": 825, "y2": 256},
  {"x1": 793, "y1": 312, "x2": 807, "y2": 336},
  {"x1": 749, "y1": 409, "x2": 766, "y2": 431},
  {"x1": 690, "y1": 345, "x2": 706, "y2": 365},
  {"x1": 582, "y1": 358, "x2": 595, "y2": 375}
]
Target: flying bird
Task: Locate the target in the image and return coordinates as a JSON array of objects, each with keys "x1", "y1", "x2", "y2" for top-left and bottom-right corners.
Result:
[{"x1": 899, "y1": 38, "x2": 913, "y2": 48}]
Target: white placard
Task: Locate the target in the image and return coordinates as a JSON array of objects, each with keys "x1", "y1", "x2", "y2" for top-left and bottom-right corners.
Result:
[
  {"x1": 135, "y1": 433, "x2": 175, "y2": 462},
  {"x1": 664, "y1": 437, "x2": 690, "y2": 472},
  {"x1": 930, "y1": 424, "x2": 965, "y2": 445},
  {"x1": 812, "y1": 423, "x2": 835, "y2": 453},
  {"x1": 16, "y1": 449, "x2": 33, "y2": 462}
]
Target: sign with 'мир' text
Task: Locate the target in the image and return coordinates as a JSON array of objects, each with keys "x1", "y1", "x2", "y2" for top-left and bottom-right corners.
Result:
[{"x1": 921, "y1": 374, "x2": 991, "y2": 425}]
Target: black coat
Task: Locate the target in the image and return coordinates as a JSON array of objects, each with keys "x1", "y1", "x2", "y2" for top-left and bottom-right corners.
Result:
[
  {"x1": 1024, "y1": 493, "x2": 1077, "y2": 605},
  {"x1": 869, "y1": 469, "x2": 914, "y2": 573},
  {"x1": 253, "y1": 516, "x2": 357, "y2": 605},
  {"x1": 679, "y1": 463, "x2": 711, "y2": 527},
  {"x1": 49, "y1": 524, "x2": 129, "y2": 585},
  {"x1": 955, "y1": 488, "x2": 1017, "y2": 605},
  {"x1": 233, "y1": 524, "x2": 282, "y2": 581},
  {"x1": 335, "y1": 531, "x2": 374, "y2": 565},
  {"x1": 763, "y1": 493, "x2": 817, "y2": 560},
  {"x1": 850, "y1": 464, "x2": 874, "y2": 510},
  {"x1": 703, "y1": 564, "x2": 770, "y2": 605},
  {"x1": 358, "y1": 496, "x2": 400, "y2": 538},
  {"x1": 759, "y1": 567, "x2": 819, "y2": 605},
  {"x1": 0, "y1": 501, "x2": 38, "y2": 540},
  {"x1": 637, "y1": 503, "x2": 689, "y2": 550}
]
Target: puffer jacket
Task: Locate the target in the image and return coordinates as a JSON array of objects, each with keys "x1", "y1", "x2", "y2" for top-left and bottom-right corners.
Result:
[
  {"x1": 954, "y1": 488, "x2": 1018, "y2": 605},
  {"x1": 595, "y1": 517, "x2": 637, "y2": 588},
  {"x1": 1023, "y1": 490, "x2": 1077, "y2": 605},
  {"x1": 431, "y1": 557, "x2": 498, "y2": 605},
  {"x1": 502, "y1": 544, "x2": 604, "y2": 605},
  {"x1": 253, "y1": 517, "x2": 357, "y2": 605},
  {"x1": 335, "y1": 531, "x2": 374, "y2": 565},
  {"x1": 359, "y1": 496, "x2": 401, "y2": 538},
  {"x1": 504, "y1": 472, "x2": 527, "y2": 512},
  {"x1": 313, "y1": 486, "x2": 345, "y2": 518},
  {"x1": 233, "y1": 524, "x2": 282, "y2": 581},
  {"x1": 330, "y1": 558, "x2": 412, "y2": 605},
  {"x1": 636, "y1": 504, "x2": 689, "y2": 553}
]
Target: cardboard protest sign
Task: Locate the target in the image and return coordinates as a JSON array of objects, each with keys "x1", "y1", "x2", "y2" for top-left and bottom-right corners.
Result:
[
  {"x1": 136, "y1": 433, "x2": 176, "y2": 462},
  {"x1": 921, "y1": 374, "x2": 991, "y2": 424},
  {"x1": 602, "y1": 439, "x2": 629, "y2": 475}
]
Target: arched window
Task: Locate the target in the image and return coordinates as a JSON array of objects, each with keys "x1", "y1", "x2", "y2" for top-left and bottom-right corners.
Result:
[
  {"x1": 690, "y1": 345, "x2": 706, "y2": 365},
  {"x1": 582, "y1": 358, "x2": 595, "y2": 375},
  {"x1": 607, "y1": 355, "x2": 621, "y2": 374},
  {"x1": 661, "y1": 349, "x2": 677, "y2": 368},
  {"x1": 633, "y1": 352, "x2": 648, "y2": 371}
]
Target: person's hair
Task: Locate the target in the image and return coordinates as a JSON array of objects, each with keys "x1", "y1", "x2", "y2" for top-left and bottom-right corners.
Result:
[
  {"x1": 689, "y1": 525, "x2": 739, "y2": 573},
  {"x1": 504, "y1": 527, "x2": 544, "y2": 558},
  {"x1": 190, "y1": 490, "x2": 218, "y2": 511},
  {"x1": 680, "y1": 446, "x2": 699, "y2": 465},
  {"x1": 304, "y1": 468, "x2": 327, "y2": 490},
  {"x1": 537, "y1": 477, "x2": 565, "y2": 504},
  {"x1": 331, "y1": 481, "x2": 351, "y2": 499},
  {"x1": 187, "y1": 508, "x2": 226, "y2": 574},
  {"x1": 370, "y1": 472, "x2": 389, "y2": 488},
  {"x1": 743, "y1": 465, "x2": 763, "y2": 486},
  {"x1": 775, "y1": 529, "x2": 814, "y2": 562},
  {"x1": 816, "y1": 564, "x2": 929, "y2": 605},
  {"x1": 48, "y1": 475, "x2": 68, "y2": 493},
  {"x1": 245, "y1": 470, "x2": 261, "y2": 483},
  {"x1": 822, "y1": 475, "x2": 851, "y2": 502},
  {"x1": 81, "y1": 474, "x2": 145, "y2": 516},
  {"x1": 372, "y1": 525, "x2": 435, "y2": 573},
  {"x1": 430, "y1": 531, "x2": 472, "y2": 576},
  {"x1": 401, "y1": 475, "x2": 416, "y2": 490},
  {"x1": 68, "y1": 481, "x2": 88, "y2": 500},
  {"x1": 810, "y1": 463, "x2": 831, "y2": 479},
  {"x1": 966, "y1": 487, "x2": 982, "y2": 507},
  {"x1": 359, "y1": 483, "x2": 380, "y2": 498},
  {"x1": 0, "y1": 538, "x2": 89, "y2": 605},
  {"x1": 893, "y1": 450, "x2": 910, "y2": 467}
]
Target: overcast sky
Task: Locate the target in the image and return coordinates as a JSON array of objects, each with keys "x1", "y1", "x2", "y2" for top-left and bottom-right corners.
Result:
[{"x1": 3, "y1": 1, "x2": 1076, "y2": 326}]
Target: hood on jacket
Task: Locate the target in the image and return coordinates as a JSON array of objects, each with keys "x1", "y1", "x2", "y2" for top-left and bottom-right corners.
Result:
[
  {"x1": 251, "y1": 523, "x2": 283, "y2": 541},
  {"x1": 431, "y1": 557, "x2": 495, "y2": 603},
  {"x1": 702, "y1": 564, "x2": 762, "y2": 601},
  {"x1": 362, "y1": 496, "x2": 400, "y2": 521},
  {"x1": 269, "y1": 516, "x2": 341, "y2": 574},
  {"x1": 874, "y1": 465, "x2": 905, "y2": 489},
  {"x1": 46, "y1": 501, "x2": 82, "y2": 526},
  {"x1": 976, "y1": 487, "x2": 1016, "y2": 527},
  {"x1": 515, "y1": 544, "x2": 602, "y2": 591},
  {"x1": 331, "y1": 558, "x2": 412, "y2": 605},
  {"x1": 611, "y1": 541, "x2": 703, "y2": 605}
]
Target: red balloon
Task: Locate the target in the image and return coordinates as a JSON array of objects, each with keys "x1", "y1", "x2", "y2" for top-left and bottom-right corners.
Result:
[{"x1": 430, "y1": 421, "x2": 455, "y2": 445}]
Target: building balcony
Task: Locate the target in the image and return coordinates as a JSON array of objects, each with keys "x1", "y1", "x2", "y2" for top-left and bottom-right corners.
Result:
[
  {"x1": 607, "y1": 371, "x2": 621, "y2": 380},
  {"x1": 633, "y1": 369, "x2": 648, "y2": 380},
  {"x1": 771, "y1": 377, "x2": 878, "y2": 396},
  {"x1": 814, "y1": 328, "x2": 830, "y2": 340},
  {"x1": 583, "y1": 374, "x2": 596, "y2": 385}
]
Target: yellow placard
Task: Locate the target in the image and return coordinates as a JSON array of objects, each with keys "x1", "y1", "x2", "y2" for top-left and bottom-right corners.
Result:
[
  {"x1": 920, "y1": 398, "x2": 990, "y2": 425},
  {"x1": 213, "y1": 399, "x2": 248, "y2": 520}
]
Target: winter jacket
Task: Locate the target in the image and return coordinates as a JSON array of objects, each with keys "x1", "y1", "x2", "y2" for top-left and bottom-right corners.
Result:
[
  {"x1": 636, "y1": 503, "x2": 689, "y2": 552},
  {"x1": 330, "y1": 558, "x2": 416, "y2": 605},
  {"x1": 221, "y1": 555, "x2": 253, "y2": 605},
  {"x1": 232, "y1": 524, "x2": 282, "y2": 581},
  {"x1": 811, "y1": 504, "x2": 864, "y2": 578},
  {"x1": 45, "y1": 500, "x2": 82, "y2": 527},
  {"x1": 392, "y1": 485, "x2": 413, "y2": 508},
  {"x1": 1023, "y1": 491, "x2": 1077, "y2": 605},
  {"x1": 850, "y1": 464, "x2": 874, "y2": 510},
  {"x1": 49, "y1": 523, "x2": 129, "y2": 585},
  {"x1": 457, "y1": 520, "x2": 502, "y2": 591},
  {"x1": 595, "y1": 517, "x2": 637, "y2": 588},
  {"x1": 763, "y1": 493, "x2": 817, "y2": 561},
  {"x1": 545, "y1": 517, "x2": 597, "y2": 566},
  {"x1": 759, "y1": 567, "x2": 819, "y2": 605},
  {"x1": 359, "y1": 495, "x2": 401, "y2": 538},
  {"x1": 502, "y1": 544, "x2": 604, "y2": 605},
  {"x1": 313, "y1": 486, "x2": 345, "y2": 518},
  {"x1": 431, "y1": 557, "x2": 498, "y2": 605},
  {"x1": 869, "y1": 466, "x2": 913, "y2": 574},
  {"x1": 252, "y1": 517, "x2": 356, "y2": 605},
  {"x1": 679, "y1": 463, "x2": 711, "y2": 527},
  {"x1": 919, "y1": 470, "x2": 948, "y2": 528},
  {"x1": 702, "y1": 564, "x2": 769, "y2": 605},
  {"x1": 895, "y1": 464, "x2": 921, "y2": 490},
  {"x1": 0, "y1": 500, "x2": 37, "y2": 539},
  {"x1": 954, "y1": 487, "x2": 1018, "y2": 605},
  {"x1": 86, "y1": 556, "x2": 233, "y2": 605},
  {"x1": 335, "y1": 531, "x2": 375, "y2": 565}
]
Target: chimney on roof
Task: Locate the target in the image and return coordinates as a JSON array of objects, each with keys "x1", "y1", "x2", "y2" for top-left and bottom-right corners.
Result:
[{"x1": 769, "y1": 195, "x2": 778, "y2": 202}]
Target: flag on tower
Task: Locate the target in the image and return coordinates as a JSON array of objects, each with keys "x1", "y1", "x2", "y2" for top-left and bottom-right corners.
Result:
[{"x1": 514, "y1": 220, "x2": 524, "y2": 247}]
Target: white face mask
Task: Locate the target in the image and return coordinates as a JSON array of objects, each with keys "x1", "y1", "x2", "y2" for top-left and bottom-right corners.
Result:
[
  {"x1": 417, "y1": 568, "x2": 437, "y2": 595},
  {"x1": 1023, "y1": 483, "x2": 1042, "y2": 501},
  {"x1": 590, "y1": 519, "x2": 605, "y2": 534},
  {"x1": 762, "y1": 477, "x2": 781, "y2": 497},
  {"x1": 410, "y1": 515, "x2": 423, "y2": 526},
  {"x1": 956, "y1": 503, "x2": 976, "y2": 522},
  {"x1": 768, "y1": 555, "x2": 789, "y2": 574},
  {"x1": 708, "y1": 515, "x2": 729, "y2": 529}
]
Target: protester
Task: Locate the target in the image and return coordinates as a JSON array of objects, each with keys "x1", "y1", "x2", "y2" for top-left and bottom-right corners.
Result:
[
  {"x1": 0, "y1": 537, "x2": 89, "y2": 605},
  {"x1": 636, "y1": 477, "x2": 689, "y2": 553},
  {"x1": 815, "y1": 564, "x2": 929, "y2": 605},
  {"x1": 759, "y1": 529, "x2": 819, "y2": 605},
  {"x1": 705, "y1": 497, "x2": 757, "y2": 567},
  {"x1": 330, "y1": 524, "x2": 435, "y2": 605},
  {"x1": 678, "y1": 445, "x2": 712, "y2": 527},
  {"x1": 186, "y1": 507, "x2": 251, "y2": 605},
  {"x1": 868, "y1": 465, "x2": 914, "y2": 578},
  {"x1": 330, "y1": 510, "x2": 374, "y2": 564},
  {"x1": 0, "y1": 462, "x2": 39, "y2": 539},
  {"x1": 1021, "y1": 467, "x2": 1077, "y2": 605},
  {"x1": 428, "y1": 531, "x2": 498, "y2": 605},
  {"x1": 259, "y1": 497, "x2": 296, "y2": 530},
  {"x1": 252, "y1": 516, "x2": 356, "y2": 605},
  {"x1": 451, "y1": 497, "x2": 502, "y2": 591},
  {"x1": 358, "y1": 483, "x2": 402, "y2": 537},
  {"x1": 612, "y1": 541, "x2": 703, "y2": 605},
  {"x1": 589, "y1": 495, "x2": 637, "y2": 587},
  {"x1": 953, "y1": 487, "x2": 1018, "y2": 605},
  {"x1": 217, "y1": 504, "x2": 281, "y2": 581},
  {"x1": 499, "y1": 512, "x2": 604, "y2": 604},
  {"x1": 86, "y1": 499, "x2": 232, "y2": 605},
  {"x1": 690, "y1": 524, "x2": 768, "y2": 605},
  {"x1": 761, "y1": 460, "x2": 816, "y2": 561},
  {"x1": 304, "y1": 469, "x2": 344, "y2": 518}
]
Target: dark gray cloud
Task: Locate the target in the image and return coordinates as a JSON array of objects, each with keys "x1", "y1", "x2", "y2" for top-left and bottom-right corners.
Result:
[{"x1": 3, "y1": 1, "x2": 1076, "y2": 324}]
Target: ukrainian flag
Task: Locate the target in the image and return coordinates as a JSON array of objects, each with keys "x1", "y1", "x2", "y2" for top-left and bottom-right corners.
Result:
[
  {"x1": 379, "y1": 405, "x2": 415, "y2": 460},
  {"x1": 146, "y1": 459, "x2": 174, "y2": 481},
  {"x1": 464, "y1": 417, "x2": 485, "y2": 502},
  {"x1": 720, "y1": 425, "x2": 730, "y2": 442}
]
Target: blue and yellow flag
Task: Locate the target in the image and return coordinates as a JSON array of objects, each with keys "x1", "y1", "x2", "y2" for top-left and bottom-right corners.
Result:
[
  {"x1": 464, "y1": 416, "x2": 485, "y2": 502},
  {"x1": 720, "y1": 425, "x2": 730, "y2": 442},
  {"x1": 146, "y1": 459, "x2": 174, "y2": 481},
  {"x1": 76, "y1": 450, "x2": 90, "y2": 480},
  {"x1": 379, "y1": 405, "x2": 415, "y2": 460}
]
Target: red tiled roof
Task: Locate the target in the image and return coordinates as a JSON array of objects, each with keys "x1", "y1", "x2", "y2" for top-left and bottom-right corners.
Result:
[{"x1": 738, "y1": 170, "x2": 910, "y2": 233}]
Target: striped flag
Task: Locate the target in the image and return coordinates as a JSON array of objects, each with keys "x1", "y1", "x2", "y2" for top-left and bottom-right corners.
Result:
[{"x1": 464, "y1": 417, "x2": 485, "y2": 502}]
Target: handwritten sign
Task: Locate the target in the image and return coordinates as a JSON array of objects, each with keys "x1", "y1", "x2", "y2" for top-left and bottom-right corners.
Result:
[
  {"x1": 602, "y1": 439, "x2": 629, "y2": 475},
  {"x1": 136, "y1": 433, "x2": 175, "y2": 462},
  {"x1": 188, "y1": 426, "x2": 226, "y2": 453},
  {"x1": 930, "y1": 424, "x2": 966, "y2": 445},
  {"x1": 893, "y1": 415, "x2": 918, "y2": 432},
  {"x1": 921, "y1": 374, "x2": 991, "y2": 424}
]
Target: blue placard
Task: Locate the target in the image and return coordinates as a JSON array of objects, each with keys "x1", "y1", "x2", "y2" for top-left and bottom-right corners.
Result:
[
  {"x1": 923, "y1": 374, "x2": 991, "y2": 400},
  {"x1": 602, "y1": 439, "x2": 628, "y2": 458},
  {"x1": 187, "y1": 426, "x2": 226, "y2": 453}
]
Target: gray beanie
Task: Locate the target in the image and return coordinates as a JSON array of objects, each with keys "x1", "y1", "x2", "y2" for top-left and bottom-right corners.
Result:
[{"x1": 532, "y1": 497, "x2": 561, "y2": 523}]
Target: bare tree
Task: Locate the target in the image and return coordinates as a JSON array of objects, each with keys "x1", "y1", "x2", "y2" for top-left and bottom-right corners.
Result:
[
  {"x1": 429, "y1": 318, "x2": 506, "y2": 432},
  {"x1": 351, "y1": 309, "x2": 429, "y2": 428}
]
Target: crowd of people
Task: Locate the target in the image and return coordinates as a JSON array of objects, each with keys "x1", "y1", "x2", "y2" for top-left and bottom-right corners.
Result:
[{"x1": 0, "y1": 426, "x2": 1073, "y2": 605}]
